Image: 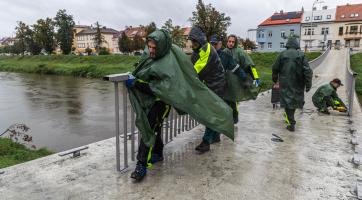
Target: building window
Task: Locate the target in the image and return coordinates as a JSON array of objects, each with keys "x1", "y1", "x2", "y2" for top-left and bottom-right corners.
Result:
[
  {"x1": 304, "y1": 28, "x2": 314, "y2": 35},
  {"x1": 341, "y1": 14, "x2": 345, "y2": 18},
  {"x1": 327, "y1": 15, "x2": 331, "y2": 19},
  {"x1": 280, "y1": 42, "x2": 285, "y2": 48},
  {"x1": 260, "y1": 43, "x2": 264, "y2": 49},
  {"x1": 268, "y1": 43, "x2": 272, "y2": 49},
  {"x1": 321, "y1": 27, "x2": 329, "y2": 35},
  {"x1": 258, "y1": 31, "x2": 265, "y2": 38},
  {"x1": 281, "y1": 31, "x2": 286, "y2": 38},
  {"x1": 350, "y1": 13, "x2": 359, "y2": 18},
  {"x1": 355, "y1": 40, "x2": 360, "y2": 47},
  {"x1": 350, "y1": 26, "x2": 358, "y2": 34},
  {"x1": 305, "y1": 16, "x2": 310, "y2": 21},
  {"x1": 339, "y1": 27, "x2": 343, "y2": 35},
  {"x1": 77, "y1": 43, "x2": 85, "y2": 48},
  {"x1": 268, "y1": 31, "x2": 272, "y2": 37},
  {"x1": 314, "y1": 16, "x2": 322, "y2": 20}
]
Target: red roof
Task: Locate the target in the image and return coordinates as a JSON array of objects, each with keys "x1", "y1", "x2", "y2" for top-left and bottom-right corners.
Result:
[
  {"x1": 259, "y1": 11, "x2": 302, "y2": 26},
  {"x1": 336, "y1": 3, "x2": 362, "y2": 22}
]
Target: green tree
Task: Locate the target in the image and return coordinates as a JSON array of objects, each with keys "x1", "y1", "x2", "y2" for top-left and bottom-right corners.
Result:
[
  {"x1": 33, "y1": 18, "x2": 56, "y2": 54},
  {"x1": 85, "y1": 47, "x2": 92, "y2": 55},
  {"x1": 118, "y1": 32, "x2": 131, "y2": 53},
  {"x1": 93, "y1": 21, "x2": 106, "y2": 53},
  {"x1": 241, "y1": 38, "x2": 256, "y2": 50},
  {"x1": 145, "y1": 22, "x2": 157, "y2": 36},
  {"x1": 161, "y1": 19, "x2": 185, "y2": 48},
  {"x1": 14, "y1": 21, "x2": 28, "y2": 55},
  {"x1": 54, "y1": 9, "x2": 75, "y2": 54},
  {"x1": 132, "y1": 34, "x2": 145, "y2": 51},
  {"x1": 190, "y1": 0, "x2": 231, "y2": 40},
  {"x1": 24, "y1": 27, "x2": 42, "y2": 55}
]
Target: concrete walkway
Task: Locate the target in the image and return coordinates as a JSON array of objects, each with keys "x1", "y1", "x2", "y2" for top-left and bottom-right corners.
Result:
[{"x1": 1, "y1": 50, "x2": 362, "y2": 200}]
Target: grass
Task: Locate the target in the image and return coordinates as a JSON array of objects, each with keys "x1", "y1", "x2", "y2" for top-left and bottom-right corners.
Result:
[
  {"x1": 0, "y1": 137, "x2": 53, "y2": 169},
  {"x1": 350, "y1": 53, "x2": 362, "y2": 103},
  {"x1": 0, "y1": 52, "x2": 321, "y2": 89},
  {"x1": 250, "y1": 52, "x2": 321, "y2": 91},
  {"x1": 0, "y1": 55, "x2": 139, "y2": 78}
]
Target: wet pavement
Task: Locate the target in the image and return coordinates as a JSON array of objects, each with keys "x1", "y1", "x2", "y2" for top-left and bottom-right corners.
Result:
[{"x1": 1, "y1": 49, "x2": 362, "y2": 200}]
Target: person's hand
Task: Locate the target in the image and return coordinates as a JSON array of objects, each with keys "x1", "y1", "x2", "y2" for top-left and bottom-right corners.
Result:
[
  {"x1": 126, "y1": 74, "x2": 136, "y2": 88},
  {"x1": 253, "y1": 79, "x2": 260, "y2": 87}
]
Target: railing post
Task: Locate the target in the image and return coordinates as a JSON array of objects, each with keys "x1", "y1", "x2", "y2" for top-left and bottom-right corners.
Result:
[
  {"x1": 122, "y1": 84, "x2": 128, "y2": 169},
  {"x1": 114, "y1": 82, "x2": 121, "y2": 172}
]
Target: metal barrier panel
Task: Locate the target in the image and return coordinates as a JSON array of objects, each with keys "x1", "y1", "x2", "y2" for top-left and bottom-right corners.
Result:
[
  {"x1": 309, "y1": 46, "x2": 331, "y2": 70},
  {"x1": 345, "y1": 48, "x2": 358, "y2": 117}
]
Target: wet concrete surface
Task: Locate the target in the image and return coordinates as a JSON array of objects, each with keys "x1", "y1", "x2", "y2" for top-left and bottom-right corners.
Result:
[{"x1": 1, "y1": 49, "x2": 362, "y2": 200}]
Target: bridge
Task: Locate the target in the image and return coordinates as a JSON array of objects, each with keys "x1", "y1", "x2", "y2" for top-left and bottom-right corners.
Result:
[{"x1": 0, "y1": 49, "x2": 361, "y2": 200}]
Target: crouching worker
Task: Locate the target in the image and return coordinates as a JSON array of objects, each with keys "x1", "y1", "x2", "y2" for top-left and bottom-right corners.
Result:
[
  {"x1": 126, "y1": 29, "x2": 234, "y2": 182},
  {"x1": 312, "y1": 78, "x2": 347, "y2": 114}
]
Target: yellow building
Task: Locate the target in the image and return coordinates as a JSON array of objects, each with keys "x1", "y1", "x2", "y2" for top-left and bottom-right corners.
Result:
[{"x1": 73, "y1": 25, "x2": 119, "y2": 54}]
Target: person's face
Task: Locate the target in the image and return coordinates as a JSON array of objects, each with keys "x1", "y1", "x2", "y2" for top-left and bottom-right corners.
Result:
[
  {"x1": 332, "y1": 82, "x2": 341, "y2": 89},
  {"x1": 214, "y1": 41, "x2": 222, "y2": 50},
  {"x1": 147, "y1": 40, "x2": 157, "y2": 58},
  {"x1": 191, "y1": 40, "x2": 200, "y2": 50},
  {"x1": 227, "y1": 37, "x2": 236, "y2": 49}
]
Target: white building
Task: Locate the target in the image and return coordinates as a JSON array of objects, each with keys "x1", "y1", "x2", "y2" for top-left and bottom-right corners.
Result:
[{"x1": 300, "y1": 7, "x2": 337, "y2": 51}]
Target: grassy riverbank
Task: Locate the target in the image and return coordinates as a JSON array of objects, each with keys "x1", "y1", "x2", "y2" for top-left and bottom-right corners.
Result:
[
  {"x1": 350, "y1": 53, "x2": 362, "y2": 103},
  {"x1": 0, "y1": 52, "x2": 321, "y2": 90},
  {"x1": 0, "y1": 138, "x2": 53, "y2": 169}
]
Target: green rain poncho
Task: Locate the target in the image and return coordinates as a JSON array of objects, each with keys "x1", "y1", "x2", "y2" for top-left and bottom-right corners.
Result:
[
  {"x1": 223, "y1": 36, "x2": 259, "y2": 101},
  {"x1": 128, "y1": 30, "x2": 234, "y2": 147},
  {"x1": 272, "y1": 37, "x2": 313, "y2": 109}
]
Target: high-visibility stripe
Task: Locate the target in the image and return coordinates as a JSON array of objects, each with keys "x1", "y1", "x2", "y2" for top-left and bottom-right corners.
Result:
[
  {"x1": 231, "y1": 64, "x2": 240, "y2": 73},
  {"x1": 251, "y1": 67, "x2": 259, "y2": 79},
  {"x1": 146, "y1": 145, "x2": 153, "y2": 168},
  {"x1": 162, "y1": 105, "x2": 171, "y2": 119},
  {"x1": 194, "y1": 43, "x2": 211, "y2": 74},
  {"x1": 136, "y1": 79, "x2": 148, "y2": 83},
  {"x1": 282, "y1": 112, "x2": 291, "y2": 126}
]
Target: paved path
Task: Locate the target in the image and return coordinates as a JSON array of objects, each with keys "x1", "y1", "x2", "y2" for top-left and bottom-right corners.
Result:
[{"x1": 1, "y1": 50, "x2": 362, "y2": 200}]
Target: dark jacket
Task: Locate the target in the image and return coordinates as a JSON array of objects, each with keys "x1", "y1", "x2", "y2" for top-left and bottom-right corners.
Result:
[
  {"x1": 272, "y1": 37, "x2": 313, "y2": 109},
  {"x1": 312, "y1": 83, "x2": 344, "y2": 108},
  {"x1": 189, "y1": 26, "x2": 225, "y2": 97}
]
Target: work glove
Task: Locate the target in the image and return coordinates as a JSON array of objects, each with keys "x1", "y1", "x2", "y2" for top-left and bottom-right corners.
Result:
[
  {"x1": 253, "y1": 79, "x2": 260, "y2": 87},
  {"x1": 126, "y1": 74, "x2": 136, "y2": 88}
]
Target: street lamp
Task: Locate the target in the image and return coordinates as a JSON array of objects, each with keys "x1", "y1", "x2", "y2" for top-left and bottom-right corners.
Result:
[{"x1": 309, "y1": 0, "x2": 324, "y2": 51}]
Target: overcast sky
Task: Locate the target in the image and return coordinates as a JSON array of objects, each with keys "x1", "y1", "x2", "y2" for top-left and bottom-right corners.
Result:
[{"x1": 1, "y1": 0, "x2": 362, "y2": 38}]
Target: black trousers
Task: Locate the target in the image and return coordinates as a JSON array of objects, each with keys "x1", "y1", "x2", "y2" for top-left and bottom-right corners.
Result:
[
  {"x1": 137, "y1": 101, "x2": 170, "y2": 167},
  {"x1": 225, "y1": 100, "x2": 238, "y2": 123},
  {"x1": 285, "y1": 108, "x2": 296, "y2": 126}
]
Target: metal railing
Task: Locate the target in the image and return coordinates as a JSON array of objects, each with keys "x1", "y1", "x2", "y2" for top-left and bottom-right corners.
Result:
[
  {"x1": 103, "y1": 73, "x2": 200, "y2": 172},
  {"x1": 309, "y1": 45, "x2": 331, "y2": 70},
  {"x1": 345, "y1": 48, "x2": 358, "y2": 117}
]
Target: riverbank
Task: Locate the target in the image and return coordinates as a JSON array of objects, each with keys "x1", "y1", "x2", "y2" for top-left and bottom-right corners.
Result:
[
  {"x1": 0, "y1": 52, "x2": 321, "y2": 91},
  {"x1": 350, "y1": 53, "x2": 362, "y2": 103},
  {"x1": 0, "y1": 137, "x2": 53, "y2": 169}
]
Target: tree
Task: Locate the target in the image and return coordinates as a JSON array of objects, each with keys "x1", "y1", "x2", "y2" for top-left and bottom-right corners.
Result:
[
  {"x1": 132, "y1": 34, "x2": 145, "y2": 51},
  {"x1": 145, "y1": 22, "x2": 157, "y2": 36},
  {"x1": 85, "y1": 47, "x2": 92, "y2": 55},
  {"x1": 118, "y1": 32, "x2": 131, "y2": 53},
  {"x1": 161, "y1": 19, "x2": 185, "y2": 48},
  {"x1": 54, "y1": 9, "x2": 75, "y2": 54},
  {"x1": 33, "y1": 18, "x2": 56, "y2": 54},
  {"x1": 25, "y1": 28, "x2": 42, "y2": 55},
  {"x1": 14, "y1": 21, "x2": 28, "y2": 55},
  {"x1": 241, "y1": 38, "x2": 256, "y2": 50},
  {"x1": 93, "y1": 21, "x2": 106, "y2": 53},
  {"x1": 190, "y1": 0, "x2": 231, "y2": 41}
]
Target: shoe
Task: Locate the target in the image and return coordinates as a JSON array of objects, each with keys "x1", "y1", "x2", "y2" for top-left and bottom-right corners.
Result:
[
  {"x1": 130, "y1": 164, "x2": 147, "y2": 181},
  {"x1": 149, "y1": 154, "x2": 164, "y2": 164},
  {"x1": 319, "y1": 109, "x2": 330, "y2": 115},
  {"x1": 210, "y1": 135, "x2": 220, "y2": 144},
  {"x1": 286, "y1": 124, "x2": 295, "y2": 132},
  {"x1": 233, "y1": 117, "x2": 239, "y2": 124},
  {"x1": 195, "y1": 141, "x2": 210, "y2": 153}
]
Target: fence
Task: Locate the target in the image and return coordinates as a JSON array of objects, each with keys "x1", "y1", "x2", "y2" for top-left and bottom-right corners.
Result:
[
  {"x1": 345, "y1": 48, "x2": 358, "y2": 117},
  {"x1": 103, "y1": 73, "x2": 199, "y2": 172},
  {"x1": 309, "y1": 45, "x2": 331, "y2": 70}
]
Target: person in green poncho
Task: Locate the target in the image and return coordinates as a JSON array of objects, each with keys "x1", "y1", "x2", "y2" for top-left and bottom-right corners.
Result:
[
  {"x1": 312, "y1": 78, "x2": 346, "y2": 114},
  {"x1": 126, "y1": 29, "x2": 234, "y2": 181},
  {"x1": 225, "y1": 34, "x2": 260, "y2": 124},
  {"x1": 188, "y1": 26, "x2": 227, "y2": 154},
  {"x1": 272, "y1": 37, "x2": 313, "y2": 132}
]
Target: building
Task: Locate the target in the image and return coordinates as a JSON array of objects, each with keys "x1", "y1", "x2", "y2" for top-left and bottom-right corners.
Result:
[
  {"x1": 112, "y1": 26, "x2": 147, "y2": 54},
  {"x1": 0, "y1": 37, "x2": 16, "y2": 47},
  {"x1": 247, "y1": 28, "x2": 257, "y2": 44},
  {"x1": 334, "y1": 3, "x2": 362, "y2": 50},
  {"x1": 300, "y1": 7, "x2": 337, "y2": 51},
  {"x1": 256, "y1": 10, "x2": 303, "y2": 52},
  {"x1": 73, "y1": 25, "x2": 119, "y2": 54}
]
